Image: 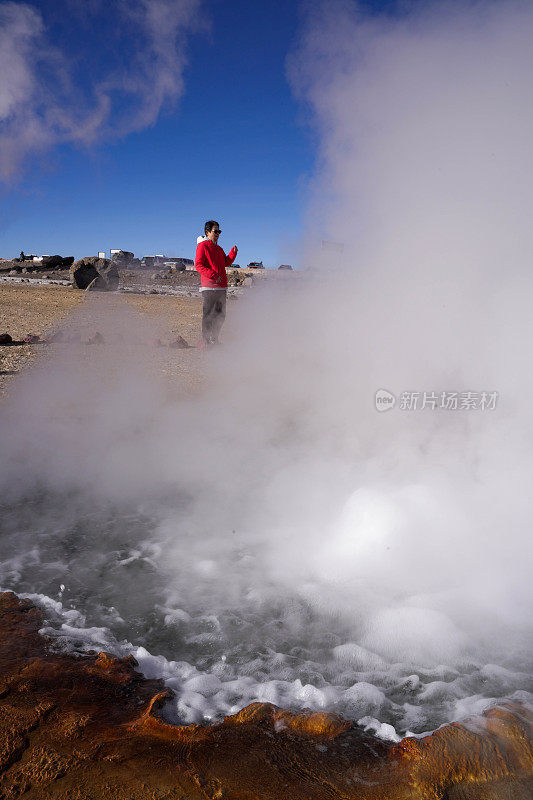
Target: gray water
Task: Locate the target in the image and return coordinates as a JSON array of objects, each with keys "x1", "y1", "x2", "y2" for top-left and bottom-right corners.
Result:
[{"x1": 2, "y1": 488, "x2": 531, "y2": 739}]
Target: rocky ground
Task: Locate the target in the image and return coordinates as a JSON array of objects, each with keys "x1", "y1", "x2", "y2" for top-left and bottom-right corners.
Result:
[
  {"x1": 0, "y1": 281, "x2": 211, "y2": 398},
  {"x1": 0, "y1": 592, "x2": 531, "y2": 799},
  {"x1": 0, "y1": 265, "x2": 298, "y2": 397},
  {"x1": 0, "y1": 284, "x2": 83, "y2": 396},
  {"x1": 0, "y1": 263, "x2": 292, "y2": 293}
]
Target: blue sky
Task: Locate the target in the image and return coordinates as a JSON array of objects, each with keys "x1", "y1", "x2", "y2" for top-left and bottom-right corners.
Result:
[{"x1": 0, "y1": 0, "x2": 391, "y2": 267}]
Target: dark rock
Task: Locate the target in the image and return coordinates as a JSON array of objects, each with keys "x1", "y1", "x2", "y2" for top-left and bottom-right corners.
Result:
[
  {"x1": 70, "y1": 259, "x2": 100, "y2": 289},
  {"x1": 86, "y1": 276, "x2": 109, "y2": 292},
  {"x1": 111, "y1": 250, "x2": 141, "y2": 270},
  {"x1": 70, "y1": 257, "x2": 118, "y2": 291},
  {"x1": 0, "y1": 260, "x2": 18, "y2": 272},
  {"x1": 0, "y1": 333, "x2": 13, "y2": 344},
  {"x1": 111, "y1": 250, "x2": 133, "y2": 263},
  {"x1": 96, "y1": 260, "x2": 119, "y2": 291},
  {"x1": 228, "y1": 270, "x2": 242, "y2": 286},
  {"x1": 0, "y1": 255, "x2": 72, "y2": 272},
  {"x1": 40, "y1": 255, "x2": 74, "y2": 271}
]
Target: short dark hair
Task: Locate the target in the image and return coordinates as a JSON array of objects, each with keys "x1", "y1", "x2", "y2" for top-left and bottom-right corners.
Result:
[{"x1": 204, "y1": 220, "x2": 219, "y2": 235}]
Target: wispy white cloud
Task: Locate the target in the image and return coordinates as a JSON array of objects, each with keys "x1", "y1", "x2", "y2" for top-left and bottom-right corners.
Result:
[{"x1": 0, "y1": 0, "x2": 204, "y2": 180}]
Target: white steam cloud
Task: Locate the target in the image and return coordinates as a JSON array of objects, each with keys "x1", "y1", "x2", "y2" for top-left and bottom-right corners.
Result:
[
  {"x1": 0, "y1": 0, "x2": 203, "y2": 178},
  {"x1": 1, "y1": 0, "x2": 532, "y2": 732},
  {"x1": 277, "y1": 0, "x2": 533, "y2": 637}
]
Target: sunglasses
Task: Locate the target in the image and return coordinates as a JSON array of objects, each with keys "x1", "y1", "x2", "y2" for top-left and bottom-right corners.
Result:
[{"x1": 212, "y1": 229, "x2": 221, "y2": 234}]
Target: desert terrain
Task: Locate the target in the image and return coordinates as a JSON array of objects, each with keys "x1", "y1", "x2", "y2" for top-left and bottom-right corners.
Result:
[{"x1": 0, "y1": 282, "x2": 211, "y2": 397}]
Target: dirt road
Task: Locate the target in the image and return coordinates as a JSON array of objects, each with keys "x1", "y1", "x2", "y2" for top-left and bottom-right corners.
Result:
[{"x1": 0, "y1": 284, "x2": 207, "y2": 397}]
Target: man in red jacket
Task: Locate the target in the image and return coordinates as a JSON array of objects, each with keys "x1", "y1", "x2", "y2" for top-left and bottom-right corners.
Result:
[{"x1": 195, "y1": 220, "x2": 238, "y2": 346}]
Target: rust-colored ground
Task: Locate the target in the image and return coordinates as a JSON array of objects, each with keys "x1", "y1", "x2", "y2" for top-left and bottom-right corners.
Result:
[{"x1": 0, "y1": 592, "x2": 531, "y2": 799}]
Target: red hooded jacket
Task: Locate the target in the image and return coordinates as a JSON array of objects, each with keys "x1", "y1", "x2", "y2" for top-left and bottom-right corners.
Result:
[{"x1": 195, "y1": 239, "x2": 237, "y2": 289}]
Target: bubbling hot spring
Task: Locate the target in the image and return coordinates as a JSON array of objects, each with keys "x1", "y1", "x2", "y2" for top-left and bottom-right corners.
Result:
[{"x1": 0, "y1": 292, "x2": 531, "y2": 742}]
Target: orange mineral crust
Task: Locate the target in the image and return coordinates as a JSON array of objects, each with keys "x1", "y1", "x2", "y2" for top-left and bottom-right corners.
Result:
[{"x1": 0, "y1": 592, "x2": 531, "y2": 799}]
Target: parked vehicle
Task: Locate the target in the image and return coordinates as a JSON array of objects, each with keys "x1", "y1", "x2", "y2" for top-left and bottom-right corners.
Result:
[
  {"x1": 141, "y1": 255, "x2": 166, "y2": 269},
  {"x1": 247, "y1": 261, "x2": 264, "y2": 269},
  {"x1": 164, "y1": 260, "x2": 185, "y2": 271},
  {"x1": 142, "y1": 255, "x2": 193, "y2": 270},
  {"x1": 278, "y1": 264, "x2": 293, "y2": 270}
]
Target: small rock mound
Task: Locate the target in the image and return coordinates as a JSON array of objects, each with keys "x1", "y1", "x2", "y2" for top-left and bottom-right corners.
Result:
[
  {"x1": 40, "y1": 254, "x2": 74, "y2": 271},
  {"x1": 111, "y1": 250, "x2": 142, "y2": 269},
  {"x1": 86, "y1": 275, "x2": 109, "y2": 292},
  {"x1": 0, "y1": 259, "x2": 21, "y2": 273},
  {"x1": 228, "y1": 270, "x2": 254, "y2": 287},
  {"x1": 70, "y1": 257, "x2": 119, "y2": 291}
]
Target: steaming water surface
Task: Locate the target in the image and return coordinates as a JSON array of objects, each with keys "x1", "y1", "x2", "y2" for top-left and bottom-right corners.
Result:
[
  {"x1": 1, "y1": 270, "x2": 532, "y2": 742},
  {"x1": 1, "y1": 485, "x2": 531, "y2": 740}
]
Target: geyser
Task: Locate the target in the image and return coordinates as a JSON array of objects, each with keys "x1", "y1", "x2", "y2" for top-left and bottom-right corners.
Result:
[{"x1": 1, "y1": 0, "x2": 533, "y2": 738}]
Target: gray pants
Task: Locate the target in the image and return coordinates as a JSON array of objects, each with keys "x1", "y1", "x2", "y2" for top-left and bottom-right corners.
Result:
[{"x1": 202, "y1": 290, "x2": 226, "y2": 343}]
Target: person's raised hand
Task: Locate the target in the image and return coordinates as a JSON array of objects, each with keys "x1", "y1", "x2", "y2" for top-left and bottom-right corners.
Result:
[{"x1": 233, "y1": 246, "x2": 238, "y2": 255}]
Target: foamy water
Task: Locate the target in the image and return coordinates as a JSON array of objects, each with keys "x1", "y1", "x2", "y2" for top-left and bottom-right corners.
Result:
[{"x1": 2, "y1": 492, "x2": 531, "y2": 741}]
